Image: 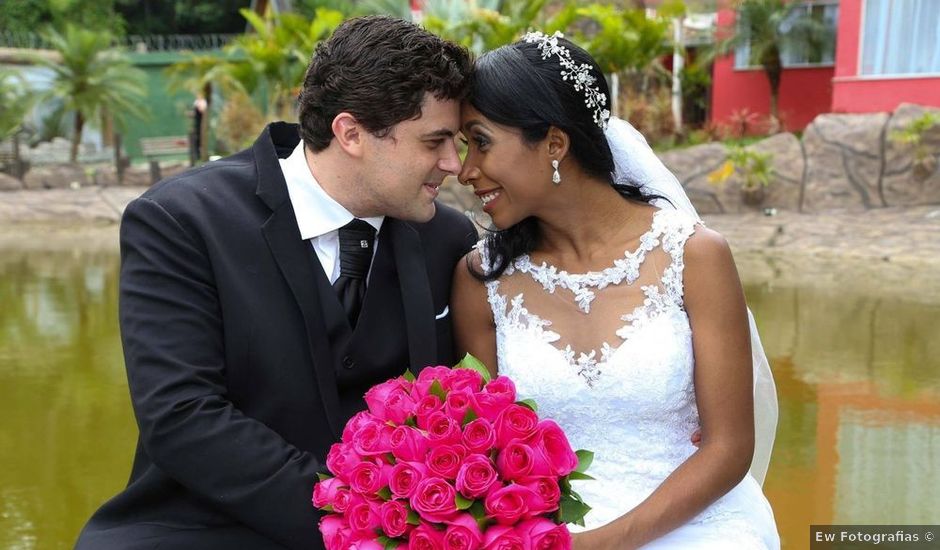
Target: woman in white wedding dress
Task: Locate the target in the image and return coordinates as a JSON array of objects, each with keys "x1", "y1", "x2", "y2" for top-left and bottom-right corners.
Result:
[{"x1": 451, "y1": 33, "x2": 780, "y2": 549}]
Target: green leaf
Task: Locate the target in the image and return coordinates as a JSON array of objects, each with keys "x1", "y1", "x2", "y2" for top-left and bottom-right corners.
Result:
[
  {"x1": 405, "y1": 416, "x2": 418, "y2": 428},
  {"x1": 384, "y1": 539, "x2": 401, "y2": 550},
  {"x1": 516, "y1": 398, "x2": 538, "y2": 412},
  {"x1": 403, "y1": 369, "x2": 416, "y2": 382},
  {"x1": 455, "y1": 493, "x2": 474, "y2": 510},
  {"x1": 469, "y1": 500, "x2": 488, "y2": 530},
  {"x1": 456, "y1": 353, "x2": 492, "y2": 384},
  {"x1": 567, "y1": 471, "x2": 595, "y2": 481},
  {"x1": 558, "y1": 495, "x2": 592, "y2": 524},
  {"x1": 429, "y1": 379, "x2": 447, "y2": 401},
  {"x1": 575, "y1": 450, "x2": 594, "y2": 473},
  {"x1": 377, "y1": 487, "x2": 392, "y2": 500},
  {"x1": 407, "y1": 509, "x2": 421, "y2": 526},
  {"x1": 316, "y1": 472, "x2": 333, "y2": 482},
  {"x1": 461, "y1": 408, "x2": 479, "y2": 427}
]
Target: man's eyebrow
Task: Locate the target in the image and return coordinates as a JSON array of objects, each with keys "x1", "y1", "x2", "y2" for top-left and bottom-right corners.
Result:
[{"x1": 420, "y1": 128, "x2": 456, "y2": 139}]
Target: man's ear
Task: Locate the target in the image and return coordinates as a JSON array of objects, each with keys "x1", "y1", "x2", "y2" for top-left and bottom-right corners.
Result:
[
  {"x1": 546, "y1": 126, "x2": 570, "y2": 162},
  {"x1": 331, "y1": 112, "x2": 365, "y2": 157}
]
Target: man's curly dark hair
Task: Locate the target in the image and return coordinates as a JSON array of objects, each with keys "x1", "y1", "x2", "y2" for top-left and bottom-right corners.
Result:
[{"x1": 298, "y1": 16, "x2": 473, "y2": 152}]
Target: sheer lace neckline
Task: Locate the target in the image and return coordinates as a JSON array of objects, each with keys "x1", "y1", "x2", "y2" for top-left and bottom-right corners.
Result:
[{"x1": 508, "y1": 208, "x2": 666, "y2": 313}]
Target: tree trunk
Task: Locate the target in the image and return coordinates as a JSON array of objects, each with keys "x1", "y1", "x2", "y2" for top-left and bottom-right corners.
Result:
[
  {"x1": 71, "y1": 111, "x2": 84, "y2": 163},
  {"x1": 201, "y1": 82, "x2": 212, "y2": 162},
  {"x1": 610, "y1": 72, "x2": 620, "y2": 119},
  {"x1": 762, "y1": 50, "x2": 783, "y2": 133},
  {"x1": 671, "y1": 17, "x2": 684, "y2": 135}
]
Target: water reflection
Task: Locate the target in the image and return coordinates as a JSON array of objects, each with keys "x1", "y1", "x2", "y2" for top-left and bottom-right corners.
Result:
[
  {"x1": 748, "y1": 282, "x2": 940, "y2": 549},
  {"x1": 0, "y1": 247, "x2": 938, "y2": 549},
  {"x1": 0, "y1": 249, "x2": 135, "y2": 550}
]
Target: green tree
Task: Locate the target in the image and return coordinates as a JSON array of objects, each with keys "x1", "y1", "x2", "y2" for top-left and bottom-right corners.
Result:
[
  {"x1": 710, "y1": 0, "x2": 831, "y2": 125},
  {"x1": 28, "y1": 24, "x2": 149, "y2": 162},
  {"x1": 0, "y1": 69, "x2": 35, "y2": 141},
  {"x1": 1, "y1": 0, "x2": 125, "y2": 35}
]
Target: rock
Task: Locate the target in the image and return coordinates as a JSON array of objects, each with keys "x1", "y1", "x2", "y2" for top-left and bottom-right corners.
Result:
[
  {"x1": 92, "y1": 165, "x2": 118, "y2": 187},
  {"x1": 22, "y1": 163, "x2": 89, "y2": 190},
  {"x1": 0, "y1": 172, "x2": 24, "y2": 191},
  {"x1": 882, "y1": 103, "x2": 940, "y2": 207},
  {"x1": 749, "y1": 132, "x2": 804, "y2": 211},
  {"x1": 802, "y1": 112, "x2": 888, "y2": 212},
  {"x1": 122, "y1": 165, "x2": 153, "y2": 187},
  {"x1": 660, "y1": 143, "x2": 729, "y2": 214}
]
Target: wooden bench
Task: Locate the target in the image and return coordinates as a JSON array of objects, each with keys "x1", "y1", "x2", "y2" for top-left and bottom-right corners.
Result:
[{"x1": 140, "y1": 135, "x2": 190, "y2": 184}]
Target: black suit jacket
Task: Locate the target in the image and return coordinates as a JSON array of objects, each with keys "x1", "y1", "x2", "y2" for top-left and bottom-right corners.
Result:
[{"x1": 75, "y1": 123, "x2": 477, "y2": 549}]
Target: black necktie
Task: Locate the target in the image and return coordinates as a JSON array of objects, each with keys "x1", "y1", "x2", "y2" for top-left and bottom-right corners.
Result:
[{"x1": 333, "y1": 219, "x2": 376, "y2": 327}]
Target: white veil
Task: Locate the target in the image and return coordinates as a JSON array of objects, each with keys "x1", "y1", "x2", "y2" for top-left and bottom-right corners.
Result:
[{"x1": 605, "y1": 116, "x2": 778, "y2": 485}]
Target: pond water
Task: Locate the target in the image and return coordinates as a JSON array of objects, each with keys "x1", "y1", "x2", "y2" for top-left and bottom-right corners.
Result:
[{"x1": 1, "y1": 246, "x2": 938, "y2": 549}]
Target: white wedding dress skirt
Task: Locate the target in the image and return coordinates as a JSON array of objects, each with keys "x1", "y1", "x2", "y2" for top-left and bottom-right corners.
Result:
[{"x1": 479, "y1": 208, "x2": 780, "y2": 549}]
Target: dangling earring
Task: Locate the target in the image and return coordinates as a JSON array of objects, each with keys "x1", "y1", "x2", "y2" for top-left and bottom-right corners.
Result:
[{"x1": 551, "y1": 159, "x2": 561, "y2": 185}]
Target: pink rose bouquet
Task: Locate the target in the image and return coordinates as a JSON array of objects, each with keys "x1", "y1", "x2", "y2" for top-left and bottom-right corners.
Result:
[{"x1": 313, "y1": 355, "x2": 593, "y2": 550}]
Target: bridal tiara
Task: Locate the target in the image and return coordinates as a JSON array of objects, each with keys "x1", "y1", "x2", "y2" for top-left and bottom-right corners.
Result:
[{"x1": 521, "y1": 30, "x2": 611, "y2": 130}]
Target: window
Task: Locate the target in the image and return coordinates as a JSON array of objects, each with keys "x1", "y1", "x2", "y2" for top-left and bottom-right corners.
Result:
[
  {"x1": 734, "y1": 2, "x2": 839, "y2": 69},
  {"x1": 861, "y1": 0, "x2": 940, "y2": 76}
]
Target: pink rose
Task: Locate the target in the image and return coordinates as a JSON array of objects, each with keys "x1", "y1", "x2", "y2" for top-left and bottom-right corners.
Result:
[
  {"x1": 474, "y1": 377, "x2": 516, "y2": 421},
  {"x1": 389, "y1": 461, "x2": 429, "y2": 499},
  {"x1": 414, "y1": 366, "x2": 453, "y2": 398},
  {"x1": 455, "y1": 454, "x2": 498, "y2": 499},
  {"x1": 462, "y1": 418, "x2": 496, "y2": 454},
  {"x1": 496, "y1": 441, "x2": 540, "y2": 482},
  {"x1": 494, "y1": 405, "x2": 539, "y2": 447},
  {"x1": 349, "y1": 461, "x2": 388, "y2": 496},
  {"x1": 380, "y1": 499, "x2": 410, "y2": 538},
  {"x1": 326, "y1": 443, "x2": 361, "y2": 481},
  {"x1": 484, "y1": 484, "x2": 544, "y2": 525},
  {"x1": 409, "y1": 523, "x2": 446, "y2": 550},
  {"x1": 319, "y1": 515, "x2": 350, "y2": 550},
  {"x1": 444, "y1": 513, "x2": 484, "y2": 550},
  {"x1": 444, "y1": 388, "x2": 474, "y2": 423},
  {"x1": 391, "y1": 425, "x2": 431, "y2": 462},
  {"x1": 520, "y1": 477, "x2": 561, "y2": 513},
  {"x1": 351, "y1": 539, "x2": 385, "y2": 550},
  {"x1": 312, "y1": 476, "x2": 347, "y2": 509},
  {"x1": 426, "y1": 411, "x2": 463, "y2": 445},
  {"x1": 352, "y1": 420, "x2": 394, "y2": 456},
  {"x1": 416, "y1": 395, "x2": 444, "y2": 429},
  {"x1": 365, "y1": 378, "x2": 415, "y2": 423},
  {"x1": 347, "y1": 497, "x2": 381, "y2": 536},
  {"x1": 332, "y1": 487, "x2": 352, "y2": 513},
  {"x1": 444, "y1": 368, "x2": 484, "y2": 393},
  {"x1": 527, "y1": 421, "x2": 579, "y2": 476},
  {"x1": 410, "y1": 476, "x2": 459, "y2": 523},
  {"x1": 517, "y1": 518, "x2": 572, "y2": 550},
  {"x1": 482, "y1": 525, "x2": 524, "y2": 550},
  {"x1": 426, "y1": 444, "x2": 468, "y2": 480},
  {"x1": 343, "y1": 410, "x2": 378, "y2": 443}
]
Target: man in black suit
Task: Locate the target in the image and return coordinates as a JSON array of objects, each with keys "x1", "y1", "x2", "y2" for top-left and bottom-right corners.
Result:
[{"x1": 75, "y1": 16, "x2": 476, "y2": 550}]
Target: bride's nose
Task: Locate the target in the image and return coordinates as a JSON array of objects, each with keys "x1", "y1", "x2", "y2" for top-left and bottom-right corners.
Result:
[{"x1": 458, "y1": 161, "x2": 479, "y2": 187}]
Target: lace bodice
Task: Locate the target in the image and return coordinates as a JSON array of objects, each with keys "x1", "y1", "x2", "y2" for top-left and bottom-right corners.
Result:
[{"x1": 478, "y1": 208, "x2": 779, "y2": 546}]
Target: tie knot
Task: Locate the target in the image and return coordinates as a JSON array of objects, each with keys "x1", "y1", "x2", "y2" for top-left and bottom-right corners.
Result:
[{"x1": 337, "y1": 219, "x2": 376, "y2": 279}]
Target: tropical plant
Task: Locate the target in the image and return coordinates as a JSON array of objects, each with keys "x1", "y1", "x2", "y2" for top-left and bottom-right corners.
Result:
[
  {"x1": 709, "y1": 0, "x2": 832, "y2": 128},
  {"x1": 0, "y1": 68, "x2": 35, "y2": 140},
  {"x1": 224, "y1": 7, "x2": 344, "y2": 118},
  {"x1": 890, "y1": 112, "x2": 940, "y2": 180},
  {"x1": 166, "y1": 54, "x2": 244, "y2": 161},
  {"x1": 709, "y1": 144, "x2": 774, "y2": 194},
  {"x1": 27, "y1": 24, "x2": 148, "y2": 162}
]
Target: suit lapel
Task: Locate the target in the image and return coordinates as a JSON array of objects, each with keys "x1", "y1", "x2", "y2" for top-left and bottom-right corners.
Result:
[
  {"x1": 386, "y1": 219, "x2": 437, "y2": 372},
  {"x1": 255, "y1": 123, "x2": 344, "y2": 439}
]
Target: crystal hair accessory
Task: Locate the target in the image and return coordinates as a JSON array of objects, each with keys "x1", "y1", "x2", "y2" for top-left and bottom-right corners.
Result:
[{"x1": 522, "y1": 30, "x2": 611, "y2": 130}]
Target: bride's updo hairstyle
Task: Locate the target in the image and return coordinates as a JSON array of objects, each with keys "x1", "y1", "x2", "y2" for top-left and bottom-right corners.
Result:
[{"x1": 469, "y1": 36, "x2": 662, "y2": 280}]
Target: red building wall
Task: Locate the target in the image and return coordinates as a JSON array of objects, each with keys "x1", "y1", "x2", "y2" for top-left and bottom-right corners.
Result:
[
  {"x1": 711, "y1": 7, "x2": 834, "y2": 132},
  {"x1": 831, "y1": 0, "x2": 940, "y2": 113}
]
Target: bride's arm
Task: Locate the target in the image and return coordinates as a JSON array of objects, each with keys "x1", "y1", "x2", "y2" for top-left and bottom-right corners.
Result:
[
  {"x1": 450, "y1": 250, "x2": 498, "y2": 377},
  {"x1": 575, "y1": 226, "x2": 755, "y2": 550}
]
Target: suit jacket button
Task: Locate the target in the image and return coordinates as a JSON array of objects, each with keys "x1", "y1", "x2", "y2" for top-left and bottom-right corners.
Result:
[{"x1": 342, "y1": 356, "x2": 355, "y2": 369}]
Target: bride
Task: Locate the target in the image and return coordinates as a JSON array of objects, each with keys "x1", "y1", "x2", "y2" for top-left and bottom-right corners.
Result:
[{"x1": 451, "y1": 32, "x2": 780, "y2": 549}]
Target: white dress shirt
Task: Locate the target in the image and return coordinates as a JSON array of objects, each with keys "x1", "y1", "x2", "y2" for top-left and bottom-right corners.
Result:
[{"x1": 279, "y1": 141, "x2": 384, "y2": 284}]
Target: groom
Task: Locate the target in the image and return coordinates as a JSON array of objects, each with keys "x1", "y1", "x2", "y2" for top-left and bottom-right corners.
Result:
[{"x1": 75, "y1": 16, "x2": 476, "y2": 550}]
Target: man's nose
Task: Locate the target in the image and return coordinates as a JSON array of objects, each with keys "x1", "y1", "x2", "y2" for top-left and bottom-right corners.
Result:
[{"x1": 439, "y1": 140, "x2": 461, "y2": 175}]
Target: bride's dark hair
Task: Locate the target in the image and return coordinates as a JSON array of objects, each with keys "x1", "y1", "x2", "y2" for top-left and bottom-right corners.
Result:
[{"x1": 467, "y1": 36, "x2": 663, "y2": 280}]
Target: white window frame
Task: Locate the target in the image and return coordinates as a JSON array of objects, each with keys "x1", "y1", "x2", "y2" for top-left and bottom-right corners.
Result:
[{"x1": 733, "y1": 0, "x2": 839, "y2": 71}]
